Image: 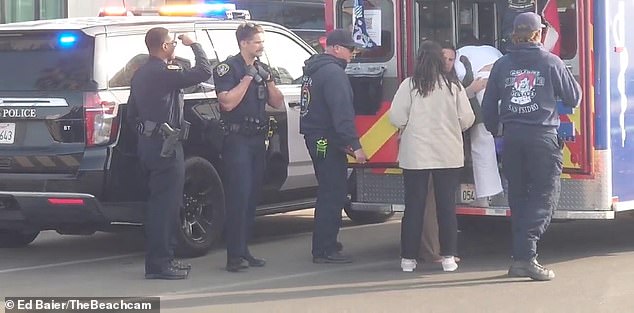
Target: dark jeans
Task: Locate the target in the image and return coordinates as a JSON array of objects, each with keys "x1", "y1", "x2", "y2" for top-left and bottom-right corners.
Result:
[
  {"x1": 502, "y1": 125, "x2": 563, "y2": 261},
  {"x1": 222, "y1": 133, "x2": 266, "y2": 260},
  {"x1": 304, "y1": 135, "x2": 348, "y2": 257},
  {"x1": 401, "y1": 168, "x2": 460, "y2": 259},
  {"x1": 138, "y1": 137, "x2": 185, "y2": 273}
]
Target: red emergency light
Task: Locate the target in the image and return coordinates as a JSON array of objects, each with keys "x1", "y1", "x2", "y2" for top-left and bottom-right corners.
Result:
[{"x1": 98, "y1": 6, "x2": 134, "y2": 17}]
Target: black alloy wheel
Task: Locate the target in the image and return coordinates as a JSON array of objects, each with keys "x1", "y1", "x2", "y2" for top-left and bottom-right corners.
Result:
[{"x1": 175, "y1": 156, "x2": 225, "y2": 257}]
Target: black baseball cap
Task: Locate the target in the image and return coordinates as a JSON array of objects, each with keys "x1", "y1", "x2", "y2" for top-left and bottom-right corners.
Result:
[
  {"x1": 513, "y1": 12, "x2": 546, "y2": 33},
  {"x1": 326, "y1": 29, "x2": 363, "y2": 49}
]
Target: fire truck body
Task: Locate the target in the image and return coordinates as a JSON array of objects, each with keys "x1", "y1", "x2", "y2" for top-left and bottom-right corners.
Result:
[{"x1": 324, "y1": 0, "x2": 634, "y2": 221}]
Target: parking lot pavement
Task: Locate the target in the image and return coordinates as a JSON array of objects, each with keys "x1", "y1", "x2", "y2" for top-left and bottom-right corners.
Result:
[{"x1": 1, "y1": 210, "x2": 634, "y2": 312}]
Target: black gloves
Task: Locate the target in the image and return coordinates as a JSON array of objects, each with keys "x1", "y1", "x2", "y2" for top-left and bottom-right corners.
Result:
[
  {"x1": 257, "y1": 66, "x2": 271, "y2": 82},
  {"x1": 246, "y1": 65, "x2": 263, "y2": 83},
  {"x1": 246, "y1": 64, "x2": 272, "y2": 83}
]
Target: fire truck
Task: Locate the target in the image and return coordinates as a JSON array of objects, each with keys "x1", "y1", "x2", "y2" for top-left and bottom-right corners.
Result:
[{"x1": 324, "y1": 0, "x2": 634, "y2": 221}]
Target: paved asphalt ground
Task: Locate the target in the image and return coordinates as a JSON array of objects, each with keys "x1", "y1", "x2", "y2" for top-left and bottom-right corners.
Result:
[{"x1": 1, "y1": 209, "x2": 633, "y2": 313}]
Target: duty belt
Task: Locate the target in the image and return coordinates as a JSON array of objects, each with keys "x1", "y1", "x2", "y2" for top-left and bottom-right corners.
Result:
[
  {"x1": 226, "y1": 123, "x2": 268, "y2": 136},
  {"x1": 226, "y1": 116, "x2": 270, "y2": 137},
  {"x1": 137, "y1": 120, "x2": 190, "y2": 141},
  {"x1": 137, "y1": 120, "x2": 191, "y2": 158}
]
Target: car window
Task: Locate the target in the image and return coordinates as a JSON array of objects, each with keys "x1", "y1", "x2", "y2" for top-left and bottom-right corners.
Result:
[
  {"x1": 338, "y1": 0, "x2": 395, "y2": 61},
  {"x1": 0, "y1": 32, "x2": 95, "y2": 91},
  {"x1": 262, "y1": 31, "x2": 311, "y2": 85},
  {"x1": 207, "y1": 29, "x2": 239, "y2": 62},
  {"x1": 106, "y1": 34, "x2": 148, "y2": 88},
  {"x1": 107, "y1": 31, "x2": 217, "y2": 89}
]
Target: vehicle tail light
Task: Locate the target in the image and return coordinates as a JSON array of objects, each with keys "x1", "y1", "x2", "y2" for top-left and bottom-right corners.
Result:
[
  {"x1": 84, "y1": 92, "x2": 120, "y2": 147},
  {"x1": 48, "y1": 198, "x2": 85, "y2": 205}
]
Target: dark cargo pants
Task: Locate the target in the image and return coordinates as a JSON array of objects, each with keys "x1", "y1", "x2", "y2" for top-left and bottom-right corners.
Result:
[
  {"x1": 138, "y1": 137, "x2": 185, "y2": 273},
  {"x1": 502, "y1": 124, "x2": 563, "y2": 261},
  {"x1": 304, "y1": 135, "x2": 348, "y2": 258},
  {"x1": 222, "y1": 133, "x2": 266, "y2": 260}
]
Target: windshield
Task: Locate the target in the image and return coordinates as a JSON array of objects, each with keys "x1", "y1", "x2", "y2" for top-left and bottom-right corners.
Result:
[{"x1": 0, "y1": 32, "x2": 95, "y2": 91}]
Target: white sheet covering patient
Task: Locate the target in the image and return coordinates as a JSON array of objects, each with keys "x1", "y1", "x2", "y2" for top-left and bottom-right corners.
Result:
[{"x1": 455, "y1": 45, "x2": 504, "y2": 201}]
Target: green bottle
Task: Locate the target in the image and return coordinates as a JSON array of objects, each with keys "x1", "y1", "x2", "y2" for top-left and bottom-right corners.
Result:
[{"x1": 316, "y1": 138, "x2": 328, "y2": 159}]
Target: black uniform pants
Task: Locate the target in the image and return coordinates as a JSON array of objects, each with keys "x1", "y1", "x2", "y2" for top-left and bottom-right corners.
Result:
[
  {"x1": 401, "y1": 168, "x2": 460, "y2": 259},
  {"x1": 138, "y1": 137, "x2": 185, "y2": 273},
  {"x1": 222, "y1": 133, "x2": 266, "y2": 260},
  {"x1": 304, "y1": 135, "x2": 348, "y2": 257},
  {"x1": 502, "y1": 125, "x2": 563, "y2": 261}
]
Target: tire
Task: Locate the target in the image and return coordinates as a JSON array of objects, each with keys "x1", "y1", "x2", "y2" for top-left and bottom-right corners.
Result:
[
  {"x1": 0, "y1": 230, "x2": 40, "y2": 248},
  {"x1": 344, "y1": 206, "x2": 394, "y2": 224},
  {"x1": 174, "y1": 156, "x2": 225, "y2": 258}
]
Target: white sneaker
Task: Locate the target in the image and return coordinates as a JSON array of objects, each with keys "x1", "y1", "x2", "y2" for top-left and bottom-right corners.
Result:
[
  {"x1": 401, "y1": 258, "x2": 417, "y2": 272},
  {"x1": 441, "y1": 256, "x2": 458, "y2": 272}
]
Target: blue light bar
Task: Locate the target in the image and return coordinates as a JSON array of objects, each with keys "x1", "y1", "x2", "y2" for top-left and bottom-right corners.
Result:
[
  {"x1": 58, "y1": 34, "x2": 77, "y2": 47},
  {"x1": 200, "y1": 3, "x2": 236, "y2": 17}
]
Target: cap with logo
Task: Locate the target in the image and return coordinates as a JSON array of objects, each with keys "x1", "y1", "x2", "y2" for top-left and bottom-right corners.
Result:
[
  {"x1": 326, "y1": 29, "x2": 363, "y2": 49},
  {"x1": 513, "y1": 12, "x2": 546, "y2": 33}
]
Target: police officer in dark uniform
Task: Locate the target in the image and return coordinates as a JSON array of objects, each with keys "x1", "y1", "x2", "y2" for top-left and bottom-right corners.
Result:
[
  {"x1": 299, "y1": 29, "x2": 368, "y2": 264},
  {"x1": 482, "y1": 12, "x2": 581, "y2": 281},
  {"x1": 213, "y1": 23, "x2": 285, "y2": 272},
  {"x1": 127, "y1": 27, "x2": 212, "y2": 280}
]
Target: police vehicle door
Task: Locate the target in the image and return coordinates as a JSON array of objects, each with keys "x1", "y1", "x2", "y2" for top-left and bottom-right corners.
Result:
[{"x1": 260, "y1": 27, "x2": 317, "y2": 191}]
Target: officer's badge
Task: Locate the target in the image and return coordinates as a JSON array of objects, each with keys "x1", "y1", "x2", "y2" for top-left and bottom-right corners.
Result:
[{"x1": 216, "y1": 63, "x2": 230, "y2": 77}]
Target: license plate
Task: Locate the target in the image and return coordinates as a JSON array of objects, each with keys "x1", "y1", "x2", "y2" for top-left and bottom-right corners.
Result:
[
  {"x1": 460, "y1": 184, "x2": 476, "y2": 203},
  {"x1": 0, "y1": 123, "x2": 15, "y2": 144}
]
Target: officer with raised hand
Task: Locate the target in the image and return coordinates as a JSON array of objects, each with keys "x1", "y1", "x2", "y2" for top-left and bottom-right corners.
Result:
[
  {"x1": 127, "y1": 27, "x2": 212, "y2": 280},
  {"x1": 213, "y1": 22, "x2": 285, "y2": 272}
]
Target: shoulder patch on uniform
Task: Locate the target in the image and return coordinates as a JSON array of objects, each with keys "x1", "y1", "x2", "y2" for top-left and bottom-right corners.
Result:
[
  {"x1": 166, "y1": 64, "x2": 182, "y2": 71},
  {"x1": 216, "y1": 63, "x2": 230, "y2": 77}
]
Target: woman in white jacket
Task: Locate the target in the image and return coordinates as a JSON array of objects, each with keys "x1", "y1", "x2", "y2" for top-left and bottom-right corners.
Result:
[{"x1": 389, "y1": 41, "x2": 475, "y2": 273}]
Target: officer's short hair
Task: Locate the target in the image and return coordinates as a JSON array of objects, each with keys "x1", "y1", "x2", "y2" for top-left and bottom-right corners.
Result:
[
  {"x1": 145, "y1": 27, "x2": 169, "y2": 52},
  {"x1": 235, "y1": 23, "x2": 264, "y2": 45}
]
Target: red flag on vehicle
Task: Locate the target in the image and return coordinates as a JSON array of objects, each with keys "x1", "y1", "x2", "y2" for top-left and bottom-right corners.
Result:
[{"x1": 541, "y1": 0, "x2": 561, "y2": 55}]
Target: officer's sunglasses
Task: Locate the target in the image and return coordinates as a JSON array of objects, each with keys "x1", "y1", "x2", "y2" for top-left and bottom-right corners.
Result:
[{"x1": 164, "y1": 40, "x2": 177, "y2": 48}]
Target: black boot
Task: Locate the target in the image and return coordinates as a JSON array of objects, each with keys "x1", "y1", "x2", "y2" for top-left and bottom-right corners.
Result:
[
  {"x1": 313, "y1": 251, "x2": 352, "y2": 264},
  {"x1": 145, "y1": 266, "x2": 189, "y2": 280},
  {"x1": 508, "y1": 257, "x2": 555, "y2": 281},
  {"x1": 243, "y1": 255, "x2": 266, "y2": 267},
  {"x1": 170, "y1": 259, "x2": 192, "y2": 271},
  {"x1": 226, "y1": 257, "x2": 249, "y2": 272}
]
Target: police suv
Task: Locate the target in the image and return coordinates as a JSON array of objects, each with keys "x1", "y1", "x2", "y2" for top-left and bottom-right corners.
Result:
[{"x1": 0, "y1": 15, "x2": 388, "y2": 257}]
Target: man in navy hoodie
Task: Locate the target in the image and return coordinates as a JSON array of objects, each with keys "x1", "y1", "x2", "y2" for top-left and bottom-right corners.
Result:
[
  {"x1": 482, "y1": 12, "x2": 581, "y2": 281},
  {"x1": 300, "y1": 29, "x2": 368, "y2": 264}
]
